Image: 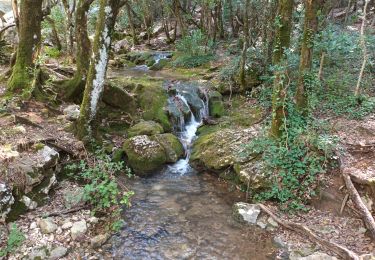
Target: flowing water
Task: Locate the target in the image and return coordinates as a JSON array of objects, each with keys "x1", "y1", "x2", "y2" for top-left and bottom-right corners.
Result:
[{"x1": 110, "y1": 60, "x2": 276, "y2": 259}]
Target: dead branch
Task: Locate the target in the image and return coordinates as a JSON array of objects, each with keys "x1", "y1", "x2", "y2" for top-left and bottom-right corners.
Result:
[
  {"x1": 258, "y1": 203, "x2": 359, "y2": 260},
  {"x1": 339, "y1": 156, "x2": 375, "y2": 240},
  {"x1": 41, "y1": 205, "x2": 88, "y2": 217}
]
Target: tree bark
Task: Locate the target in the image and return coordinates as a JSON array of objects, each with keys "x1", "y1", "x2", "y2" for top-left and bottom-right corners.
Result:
[
  {"x1": 239, "y1": 0, "x2": 250, "y2": 91},
  {"x1": 76, "y1": 0, "x2": 122, "y2": 140},
  {"x1": 61, "y1": 0, "x2": 94, "y2": 101},
  {"x1": 7, "y1": 0, "x2": 43, "y2": 93},
  {"x1": 62, "y1": 0, "x2": 76, "y2": 57},
  {"x1": 295, "y1": 0, "x2": 320, "y2": 113},
  {"x1": 270, "y1": 0, "x2": 294, "y2": 139}
]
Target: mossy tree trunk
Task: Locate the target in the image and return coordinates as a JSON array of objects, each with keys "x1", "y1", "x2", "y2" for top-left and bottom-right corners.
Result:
[
  {"x1": 125, "y1": 0, "x2": 138, "y2": 45},
  {"x1": 62, "y1": 0, "x2": 94, "y2": 101},
  {"x1": 270, "y1": 0, "x2": 294, "y2": 139},
  {"x1": 7, "y1": 0, "x2": 43, "y2": 93},
  {"x1": 62, "y1": 0, "x2": 76, "y2": 57},
  {"x1": 295, "y1": 0, "x2": 320, "y2": 113},
  {"x1": 76, "y1": 0, "x2": 123, "y2": 140}
]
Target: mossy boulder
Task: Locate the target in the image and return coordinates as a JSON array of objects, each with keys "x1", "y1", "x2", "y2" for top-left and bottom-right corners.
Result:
[
  {"x1": 123, "y1": 135, "x2": 167, "y2": 175},
  {"x1": 208, "y1": 91, "x2": 224, "y2": 117},
  {"x1": 127, "y1": 121, "x2": 164, "y2": 138},
  {"x1": 149, "y1": 59, "x2": 168, "y2": 71},
  {"x1": 152, "y1": 133, "x2": 184, "y2": 163},
  {"x1": 136, "y1": 81, "x2": 171, "y2": 131},
  {"x1": 102, "y1": 83, "x2": 137, "y2": 113},
  {"x1": 190, "y1": 126, "x2": 268, "y2": 190}
]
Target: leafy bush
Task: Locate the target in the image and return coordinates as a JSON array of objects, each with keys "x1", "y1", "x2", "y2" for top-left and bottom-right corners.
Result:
[
  {"x1": 67, "y1": 149, "x2": 134, "y2": 212},
  {"x1": 0, "y1": 224, "x2": 25, "y2": 257},
  {"x1": 243, "y1": 104, "x2": 337, "y2": 210},
  {"x1": 173, "y1": 30, "x2": 216, "y2": 68}
]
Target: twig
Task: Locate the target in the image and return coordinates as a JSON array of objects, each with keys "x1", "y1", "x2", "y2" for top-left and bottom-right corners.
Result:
[
  {"x1": 340, "y1": 193, "x2": 349, "y2": 215},
  {"x1": 13, "y1": 115, "x2": 43, "y2": 129},
  {"x1": 258, "y1": 203, "x2": 359, "y2": 260}
]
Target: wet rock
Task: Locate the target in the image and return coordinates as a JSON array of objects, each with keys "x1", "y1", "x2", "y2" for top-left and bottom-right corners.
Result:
[
  {"x1": 21, "y1": 195, "x2": 38, "y2": 210},
  {"x1": 71, "y1": 220, "x2": 87, "y2": 240},
  {"x1": 91, "y1": 234, "x2": 109, "y2": 248},
  {"x1": 49, "y1": 246, "x2": 68, "y2": 260},
  {"x1": 127, "y1": 121, "x2": 164, "y2": 138},
  {"x1": 152, "y1": 133, "x2": 184, "y2": 163},
  {"x1": 149, "y1": 59, "x2": 168, "y2": 71},
  {"x1": 102, "y1": 83, "x2": 137, "y2": 113},
  {"x1": 63, "y1": 104, "x2": 80, "y2": 121},
  {"x1": 298, "y1": 252, "x2": 338, "y2": 260},
  {"x1": 232, "y1": 202, "x2": 261, "y2": 224},
  {"x1": 38, "y1": 218, "x2": 58, "y2": 234},
  {"x1": 0, "y1": 182, "x2": 14, "y2": 221},
  {"x1": 123, "y1": 135, "x2": 167, "y2": 175}
]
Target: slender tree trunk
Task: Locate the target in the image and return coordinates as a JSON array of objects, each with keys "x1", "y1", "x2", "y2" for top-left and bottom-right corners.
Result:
[
  {"x1": 354, "y1": 0, "x2": 369, "y2": 97},
  {"x1": 295, "y1": 0, "x2": 320, "y2": 113},
  {"x1": 239, "y1": 0, "x2": 250, "y2": 91},
  {"x1": 7, "y1": 0, "x2": 43, "y2": 93},
  {"x1": 62, "y1": 0, "x2": 76, "y2": 57},
  {"x1": 45, "y1": 16, "x2": 62, "y2": 51},
  {"x1": 62, "y1": 0, "x2": 94, "y2": 101},
  {"x1": 270, "y1": 0, "x2": 294, "y2": 139},
  {"x1": 77, "y1": 0, "x2": 122, "y2": 140},
  {"x1": 125, "y1": 1, "x2": 138, "y2": 45}
]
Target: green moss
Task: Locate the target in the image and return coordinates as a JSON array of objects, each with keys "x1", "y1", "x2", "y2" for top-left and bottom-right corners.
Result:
[
  {"x1": 123, "y1": 135, "x2": 167, "y2": 175},
  {"x1": 149, "y1": 59, "x2": 168, "y2": 71},
  {"x1": 7, "y1": 63, "x2": 32, "y2": 93},
  {"x1": 152, "y1": 133, "x2": 184, "y2": 163},
  {"x1": 127, "y1": 121, "x2": 164, "y2": 137},
  {"x1": 210, "y1": 100, "x2": 225, "y2": 117},
  {"x1": 33, "y1": 143, "x2": 45, "y2": 151}
]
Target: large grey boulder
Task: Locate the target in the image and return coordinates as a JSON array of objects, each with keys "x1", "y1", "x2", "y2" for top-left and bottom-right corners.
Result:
[{"x1": 0, "y1": 183, "x2": 14, "y2": 221}]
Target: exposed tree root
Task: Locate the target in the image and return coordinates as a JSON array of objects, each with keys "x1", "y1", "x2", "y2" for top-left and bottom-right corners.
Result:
[{"x1": 258, "y1": 203, "x2": 360, "y2": 260}]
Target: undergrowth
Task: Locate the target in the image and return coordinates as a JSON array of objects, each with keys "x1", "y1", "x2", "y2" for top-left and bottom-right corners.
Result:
[
  {"x1": 67, "y1": 149, "x2": 134, "y2": 230},
  {"x1": 0, "y1": 224, "x2": 25, "y2": 257}
]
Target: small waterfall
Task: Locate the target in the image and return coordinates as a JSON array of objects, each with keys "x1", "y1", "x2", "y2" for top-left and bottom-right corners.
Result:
[
  {"x1": 153, "y1": 52, "x2": 170, "y2": 65},
  {"x1": 168, "y1": 92, "x2": 207, "y2": 175}
]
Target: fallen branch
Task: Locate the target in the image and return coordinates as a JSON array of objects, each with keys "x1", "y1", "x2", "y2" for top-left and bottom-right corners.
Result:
[
  {"x1": 41, "y1": 205, "x2": 88, "y2": 218},
  {"x1": 13, "y1": 115, "x2": 43, "y2": 129},
  {"x1": 258, "y1": 203, "x2": 359, "y2": 260},
  {"x1": 339, "y1": 158, "x2": 375, "y2": 240}
]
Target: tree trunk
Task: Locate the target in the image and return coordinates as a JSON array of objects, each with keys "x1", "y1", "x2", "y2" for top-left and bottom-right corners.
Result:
[
  {"x1": 295, "y1": 0, "x2": 320, "y2": 113},
  {"x1": 45, "y1": 16, "x2": 62, "y2": 51},
  {"x1": 7, "y1": 0, "x2": 43, "y2": 93},
  {"x1": 270, "y1": 0, "x2": 294, "y2": 139},
  {"x1": 76, "y1": 0, "x2": 122, "y2": 140},
  {"x1": 61, "y1": 0, "x2": 94, "y2": 102},
  {"x1": 62, "y1": 0, "x2": 76, "y2": 57},
  {"x1": 239, "y1": 0, "x2": 250, "y2": 91},
  {"x1": 125, "y1": 1, "x2": 138, "y2": 45}
]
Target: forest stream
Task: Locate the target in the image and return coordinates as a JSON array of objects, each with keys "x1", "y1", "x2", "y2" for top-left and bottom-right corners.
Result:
[{"x1": 109, "y1": 63, "x2": 276, "y2": 259}]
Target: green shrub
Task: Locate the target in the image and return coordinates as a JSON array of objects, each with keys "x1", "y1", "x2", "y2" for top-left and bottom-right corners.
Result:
[
  {"x1": 67, "y1": 149, "x2": 134, "y2": 212},
  {"x1": 173, "y1": 30, "x2": 216, "y2": 68},
  {"x1": 0, "y1": 223, "x2": 25, "y2": 257},
  {"x1": 243, "y1": 104, "x2": 337, "y2": 210}
]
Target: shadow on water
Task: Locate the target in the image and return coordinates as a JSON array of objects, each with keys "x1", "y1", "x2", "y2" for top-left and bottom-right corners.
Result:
[{"x1": 110, "y1": 60, "x2": 276, "y2": 259}]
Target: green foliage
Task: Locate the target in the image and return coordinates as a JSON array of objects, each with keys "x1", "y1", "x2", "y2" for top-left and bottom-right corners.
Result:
[
  {"x1": 67, "y1": 149, "x2": 134, "y2": 212},
  {"x1": 244, "y1": 104, "x2": 337, "y2": 210},
  {"x1": 44, "y1": 46, "x2": 61, "y2": 59},
  {"x1": 173, "y1": 30, "x2": 216, "y2": 68},
  {"x1": 0, "y1": 224, "x2": 25, "y2": 257}
]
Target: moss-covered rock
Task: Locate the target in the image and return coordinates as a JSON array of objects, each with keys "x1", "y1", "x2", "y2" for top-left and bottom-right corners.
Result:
[
  {"x1": 127, "y1": 121, "x2": 164, "y2": 138},
  {"x1": 149, "y1": 59, "x2": 168, "y2": 71},
  {"x1": 102, "y1": 83, "x2": 137, "y2": 113},
  {"x1": 123, "y1": 135, "x2": 167, "y2": 175},
  {"x1": 152, "y1": 133, "x2": 184, "y2": 163}
]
